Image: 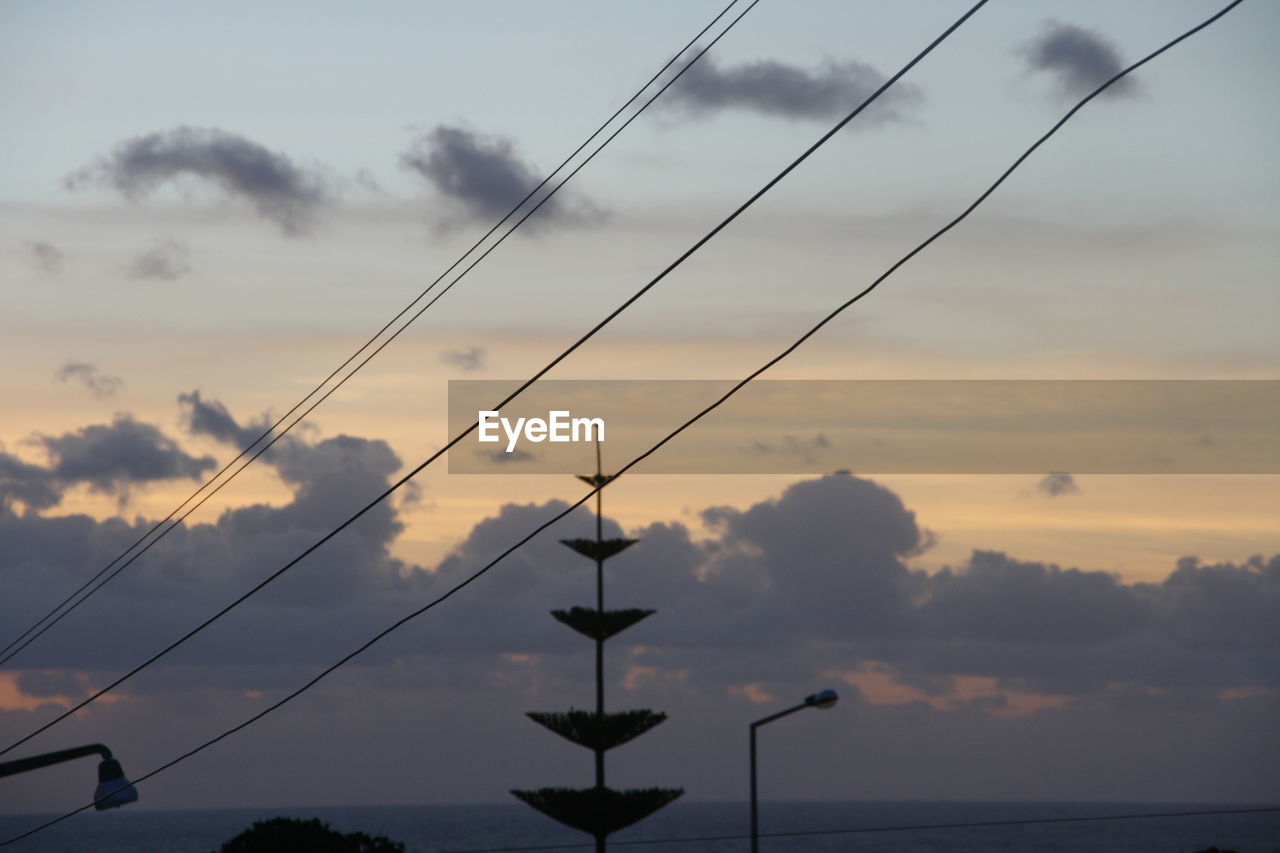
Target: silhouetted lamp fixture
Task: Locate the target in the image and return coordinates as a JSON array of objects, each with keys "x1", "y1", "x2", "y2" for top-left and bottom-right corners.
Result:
[
  {"x1": 749, "y1": 690, "x2": 838, "y2": 853},
  {"x1": 0, "y1": 743, "x2": 139, "y2": 810}
]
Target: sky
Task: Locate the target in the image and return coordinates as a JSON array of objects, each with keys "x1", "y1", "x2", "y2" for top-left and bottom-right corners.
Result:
[{"x1": 1, "y1": 0, "x2": 1278, "y2": 827}]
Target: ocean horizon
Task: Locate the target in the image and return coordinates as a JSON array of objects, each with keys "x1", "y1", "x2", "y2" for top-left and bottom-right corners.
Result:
[{"x1": 1, "y1": 800, "x2": 1276, "y2": 852}]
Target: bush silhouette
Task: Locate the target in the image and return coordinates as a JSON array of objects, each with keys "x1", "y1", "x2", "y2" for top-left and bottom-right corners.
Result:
[{"x1": 216, "y1": 817, "x2": 405, "y2": 853}]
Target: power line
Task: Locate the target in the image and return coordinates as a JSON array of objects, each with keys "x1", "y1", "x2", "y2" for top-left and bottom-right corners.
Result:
[
  {"x1": 4, "y1": 0, "x2": 1243, "y2": 841},
  {"x1": 3, "y1": 2, "x2": 1251, "y2": 843},
  {"x1": 437, "y1": 805, "x2": 1280, "y2": 852},
  {"x1": 0, "y1": 0, "x2": 756, "y2": 669},
  {"x1": 0, "y1": 0, "x2": 971, "y2": 760}
]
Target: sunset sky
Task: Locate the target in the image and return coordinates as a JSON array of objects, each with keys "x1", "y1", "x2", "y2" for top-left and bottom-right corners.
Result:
[{"x1": 2, "y1": 0, "x2": 1277, "y2": 820}]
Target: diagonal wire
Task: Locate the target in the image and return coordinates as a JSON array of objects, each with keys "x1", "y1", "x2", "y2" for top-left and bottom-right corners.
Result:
[
  {"x1": 436, "y1": 804, "x2": 1280, "y2": 852},
  {"x1": 0, "y1": 0, "x2": 1249, "y2": 843},
  {"x1": 0, "y1": 0, "x2": 969, "y2": 758},
  {"x1": 0, "y1": 0, "x2": 756, "y2": 669}
]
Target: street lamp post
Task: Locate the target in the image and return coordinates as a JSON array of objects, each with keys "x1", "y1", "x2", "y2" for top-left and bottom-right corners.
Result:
[
  {"x1": 749, "y1": 689, "x2": 838, "y2": 853},
  {"x1": 0, "y1": 743, "x2": 139, "y2": 810}
]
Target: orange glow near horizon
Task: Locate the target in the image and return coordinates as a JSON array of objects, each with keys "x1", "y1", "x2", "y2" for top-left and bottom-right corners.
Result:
[
  {"x1": 0, "y1": 671, "x2": 124, "y2": 713},
  {"x1": 829, "y1": 663, "x2": 1068, "y2": 718}
]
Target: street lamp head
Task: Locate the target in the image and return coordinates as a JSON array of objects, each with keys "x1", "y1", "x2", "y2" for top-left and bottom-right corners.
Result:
[
  {"x1": 804, "y1": 689, "x2": 838, "y2": 710},
  {"x1": 94, "y1": 757, "x2": 139, "y2": 810}
]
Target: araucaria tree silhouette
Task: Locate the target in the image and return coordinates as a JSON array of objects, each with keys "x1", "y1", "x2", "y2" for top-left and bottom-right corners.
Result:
[{"x1": 512, "y1": 451, "x2": 682, "y2": 851}]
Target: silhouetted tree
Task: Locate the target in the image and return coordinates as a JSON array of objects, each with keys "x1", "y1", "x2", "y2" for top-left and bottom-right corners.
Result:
[
  {"x1": 512, "y1": 458, "x2": 682, "y2": 852},
  {"x1": 216, "y1": 817, "x2": 404, "y2": 853}
]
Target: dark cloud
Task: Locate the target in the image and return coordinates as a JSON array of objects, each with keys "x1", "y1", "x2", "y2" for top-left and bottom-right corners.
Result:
[
  {"x1": 662, "y1": 52, "x2": 922, "y2": 122},
  {"x1": 266, "y1": 433, "x2": 407, "y2": 552},
  {"x1": 1022, "y1": 21, "x2": 1137, "y2": 99},
  {"x1": 3, "y1": 406, "x2": 1278, "y2": 801},
  {"x1": 1036, "y1": 472, "x2": 1078, "y2": 496},
  {"x1": 0, "y1": 493, "x2": 418, "y2": 673},
  {"x1": 23, "y1": 240, "x2": 65, "y2": 275},
  {"x1": 695, "y1": 473, "x2": 926, "y2": 638},
  {"x1": 179, "y1": 391, "x2": 415, "y2": 549},
  {"x1": 8, "y1": 455, "x2": 1274, "y2": 703},
  {"x1": 439, "y1": 346, "x2": 486, "y2": 372},
  {"x1": 400, "y1": 125, "x2": 604, "y2": 228},
  {"x1": 0, "y1": 450, "x2": 62, "y2": 512},
  {"x1": 918, "y1": 550, "x2": 1145, "y2": 645},
  {"x1": 183, "y1": 393, "x2": 407, "y2": 566},
  {"x1": 421, "y1": 472, "x2": 1279, "y2": 704},
  {"x1": 65, "y1": 126, "x2": 329, "y2": 235},
  {"x1": 2, "y1": 437, "x2": 1276, "y2": 810},
  {"x1": 56, "y1": 361, "x2": 124, "y2": 398},
  {"x1": 38, "y1": 415, "x2": 215, "y2": 496},
  {"x1": 1154, "y1": 555, "x2": 1280, "y2": 653},
  {"x1": 3, "y1": 412, "x2": 214, "y2": 511},
  {"x1": 179, "y1": 389, "x2": 268, "y2": 448},
  {"x1": 0, "y1": 398, "x2": 433, "y2": 678},
  {"x1": 130, "y1": 237, "x2": 191, "y2": 281}
]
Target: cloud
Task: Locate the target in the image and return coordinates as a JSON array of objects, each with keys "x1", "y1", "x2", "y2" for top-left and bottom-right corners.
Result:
[
  {"x1": 400, "y1": 125, "x2": 604, "y2": 228},
  {"x1": 38, "y1": 415, "x2": 216, "y2": 496},
  {"x1": 5, "y1": 442, "x2": 1275, "y2": 707},
  {"x1": 23, "y1": 240, "x2": 65, "y2": 275},
  {"x1": 694, "y1": 472, "x2": 927, "y2": 638},
  {"x1": 56, "y1": 361, "x2": 124, "y2": 399},
  {"x1": 1036, "y1": 472, "x2": 1078, "y2": 497},
  {"x1": 3, "y1": 413, "x2": 216, "y2": 512},
  {"x1": 180, "y1": 391, "x2": 416, "y2": 545},
  {"x1": 918, "y1": 550, "x2": 1146, "y2": 645},
  {"x1": 130, "y1": 237, "x2": 191, "y2": 281},
  {"x1": 1155, "y1": 555, "x2": 1280, "y2": 653},
  {"x1": 183, "y1": 393, "x2": 407, "y2": 558},
  {"x1": 439, "y1": 346, "x2": 486, "y2": 372},
  {"x1": 180, "y1": 392, "x2": 413, "y2": 551},
  {"x1": 662, "y1": 52, "x2": 922, "y2": 122},
  {"x1": 66, "y1": 126, "x2": 329, "y2": 234},
  {"x1": 20, "y1": 450, "x2": 1277, "y2": 704},
  {"x1": 418, "y1": 472, "x2": 1278, "y2": 705},
  {"x1": 1021, "y1": 21, "x2": 1137, "y2": 99},
  {"x1": 3, "y1": 438, "x2": 1276, "y2": 809},
  {"x1": 179, "y1": 389, "x2": 270, "y2": 448},
  {"x1": 0, "y1": 451, "x2": 62, "y2": 513},
  {"x1": 0, "y1": 397, "x2": 434, "y2": 679}
]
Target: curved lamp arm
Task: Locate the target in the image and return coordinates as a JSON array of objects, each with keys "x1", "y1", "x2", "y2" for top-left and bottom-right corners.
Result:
[
  {"x1": 749, "y1": 689, "x2": 838, "y2": 853},
  {"x1": 0, "y1": 743, "x2": 139, "y2": 810}
]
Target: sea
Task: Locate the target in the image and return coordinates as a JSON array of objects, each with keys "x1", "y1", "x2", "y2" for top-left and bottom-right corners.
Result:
[{"x1": 1, "y1": 801, "x2": 1276, "y2": 852}]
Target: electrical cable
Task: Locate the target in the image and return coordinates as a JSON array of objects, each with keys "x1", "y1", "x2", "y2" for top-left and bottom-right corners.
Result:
[
  {"x1": 0, "y1": 0, "x2": 754, "y2": 669},
  {"x1": 0, "y1": 0, "x2": 971, "y2": 761},
  {"x1": 0, "y1": 0, "x2": 1247, "y2": 843},
  {"x1": 435, "y1": 805, "x2": 1280, "y2": 852}
]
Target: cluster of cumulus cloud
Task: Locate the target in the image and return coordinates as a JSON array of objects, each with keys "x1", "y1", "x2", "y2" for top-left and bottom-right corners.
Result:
[
  {"x1": 53, "y1": 21, "x2": 1133, "y2": 244},
  {"x1": 1, "y1": 394, "x2": 1274, "y2": 716}
]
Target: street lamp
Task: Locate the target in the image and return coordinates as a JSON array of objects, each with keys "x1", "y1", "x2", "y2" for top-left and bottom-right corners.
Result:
[
  {"x1": 0, "y1": 743, "x2": 139, "y2": 810},
  {"x1": 749, "y1": 689, "x2": 838, "y2": 853}
]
